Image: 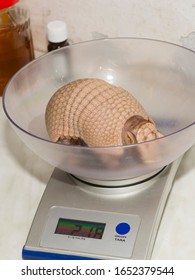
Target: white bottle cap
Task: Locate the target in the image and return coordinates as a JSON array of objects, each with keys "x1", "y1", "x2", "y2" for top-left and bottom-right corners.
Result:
[{"x1": 47, "y1": 20, "x2": 68, "y2": 43}]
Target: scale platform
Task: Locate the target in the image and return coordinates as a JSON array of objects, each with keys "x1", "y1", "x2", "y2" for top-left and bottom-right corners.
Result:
[{"x1": 22, "y1": 157, "x2": 182, "y2": 260}]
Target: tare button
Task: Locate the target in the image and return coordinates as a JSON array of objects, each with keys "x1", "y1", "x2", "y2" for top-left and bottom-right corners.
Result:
[{"x1": 115, "y1": 222, "x2": 131, "y2": 235}]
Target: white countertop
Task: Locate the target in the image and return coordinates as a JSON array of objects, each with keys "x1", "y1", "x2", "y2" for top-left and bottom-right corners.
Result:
[{"x1": 0, "y1": 98, "x2": 195, "y2": 260}]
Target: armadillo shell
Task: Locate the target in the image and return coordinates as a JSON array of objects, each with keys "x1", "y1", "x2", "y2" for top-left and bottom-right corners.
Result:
[{"x1": 45, "y1": 78, "x2": 150, "y2": 146}]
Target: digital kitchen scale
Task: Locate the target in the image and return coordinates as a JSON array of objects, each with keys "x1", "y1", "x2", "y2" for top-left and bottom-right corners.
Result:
[
  {"x1": 3, "y1": 38, "x2": 195, "y2": 260},
  {"x1": 22, "y1": 157, "x2": 182, "y2": 260}
]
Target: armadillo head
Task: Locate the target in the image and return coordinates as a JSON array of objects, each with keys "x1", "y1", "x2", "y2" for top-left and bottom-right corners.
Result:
[{"x1": 122, "y1": 115, "x2": 163, "y2": 145}]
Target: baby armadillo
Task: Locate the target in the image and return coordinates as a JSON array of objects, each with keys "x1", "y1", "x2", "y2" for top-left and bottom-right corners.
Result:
[{"x1": 45, "y1": 78, "x2": 162, "y2": 146}]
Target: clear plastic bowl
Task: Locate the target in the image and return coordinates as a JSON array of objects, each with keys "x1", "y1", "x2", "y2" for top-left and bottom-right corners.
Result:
[{"x1": 2, "y1": 38, "x2": 195, "y2": 181}]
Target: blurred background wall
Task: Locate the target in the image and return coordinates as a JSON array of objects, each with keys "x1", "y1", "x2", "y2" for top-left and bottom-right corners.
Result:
[{"x1": 24, "y1": 0, "x2": 195, "y2": 52}]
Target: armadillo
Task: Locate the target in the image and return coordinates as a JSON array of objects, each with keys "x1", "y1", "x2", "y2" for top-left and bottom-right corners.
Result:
[{"x1": 45, "y1": 78, "x2": 162, "y2": 146}]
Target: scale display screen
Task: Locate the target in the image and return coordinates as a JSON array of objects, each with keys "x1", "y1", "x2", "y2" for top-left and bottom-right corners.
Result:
[{"x1": 55, "y1": 218, "x2": 106, "y2": 239}]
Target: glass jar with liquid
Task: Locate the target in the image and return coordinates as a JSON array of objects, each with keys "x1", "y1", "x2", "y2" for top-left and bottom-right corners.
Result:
[{"x1": 0, "y1": 0, "x2": 35, "y2": 96}]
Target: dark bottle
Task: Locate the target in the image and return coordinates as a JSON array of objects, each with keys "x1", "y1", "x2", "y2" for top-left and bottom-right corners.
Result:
[{"x1": 47, "y1": 20, "x2": 69, "y2": 52}]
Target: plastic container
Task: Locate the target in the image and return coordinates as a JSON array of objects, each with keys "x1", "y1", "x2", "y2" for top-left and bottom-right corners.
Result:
[
  {"x1": 47, "y1": 20, "x2": 69, "y2": 52},
  {"x1": 0, "y1": 0, "x2": 34, "y2": 96},
  {"x1": 2, "y1": 38, "x2": 195, "y2": 182}
]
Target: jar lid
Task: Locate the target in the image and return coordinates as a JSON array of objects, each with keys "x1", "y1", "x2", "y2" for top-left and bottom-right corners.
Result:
[
  {"x1": 47, "y1": 20, "x2": 68, "y2": 43},
  {"x1": 0, "y1": 0, "x2": 19, "y2": 9}
]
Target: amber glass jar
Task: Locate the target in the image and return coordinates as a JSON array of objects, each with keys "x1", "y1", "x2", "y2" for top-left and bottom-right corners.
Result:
[{"x1": 0, "y1": 0, "x2": 35, "y2": 96}]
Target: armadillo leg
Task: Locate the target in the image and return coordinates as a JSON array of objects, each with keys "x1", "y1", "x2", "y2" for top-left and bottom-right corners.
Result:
[{"x1": 58, "y1": 137, "x2": 87, "y2": 146}]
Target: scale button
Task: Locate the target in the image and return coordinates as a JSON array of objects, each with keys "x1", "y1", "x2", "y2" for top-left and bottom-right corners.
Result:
[{"x1": 116, "y1": 222, "x2": 131, "y2": 235}]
